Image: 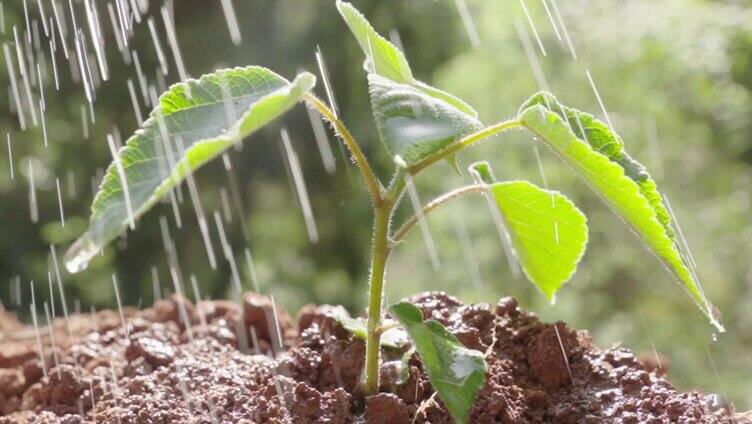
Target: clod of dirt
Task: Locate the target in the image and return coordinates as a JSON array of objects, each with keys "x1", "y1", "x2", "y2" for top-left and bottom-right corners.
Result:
[
  {"x1": 365, "y1": 393, "x2": 412, "y2": 424},
  {"x1": 527, "y1": 322, "x2": 577, "y2": 389},
  {"x1": 0, "y1": 291, "x2": 747, "y2": 423}
]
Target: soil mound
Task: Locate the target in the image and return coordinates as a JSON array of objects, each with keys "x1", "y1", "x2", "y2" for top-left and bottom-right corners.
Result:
[{"x1": 0, "y1": 292, "x2": 746, "y2": 423}]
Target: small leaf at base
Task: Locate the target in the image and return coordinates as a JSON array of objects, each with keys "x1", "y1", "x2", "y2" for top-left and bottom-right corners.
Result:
[{"x1": 390, "y1": 301, "x2": 486, "y2": 424}]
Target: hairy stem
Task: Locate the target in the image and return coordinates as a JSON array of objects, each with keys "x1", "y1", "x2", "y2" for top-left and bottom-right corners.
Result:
[
  {"x1": 392, "y1": 184, "x2": 487, "y2": 244},
  {"x1": 408, "y1": 119, "x2": 522, "y2": 175},
  {"x1": 361, "y1": 120, "x2": 522, "y2": 393},
  {"x1": 363, "y1": 203, "x2": 392, "y2": 394},
  {"x1": 304, "y1": 93, "x2": 384, "y2": 205}
]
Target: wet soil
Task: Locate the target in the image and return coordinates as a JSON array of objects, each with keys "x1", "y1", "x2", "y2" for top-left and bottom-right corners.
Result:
[{"x1": 0, "y1": 291, "x2": 747, "y2": 423}]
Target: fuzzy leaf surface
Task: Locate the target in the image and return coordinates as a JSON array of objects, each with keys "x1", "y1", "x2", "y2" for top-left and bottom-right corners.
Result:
[
  {"x1": 65, "y1": 67, "x2": 315, "y2": 272},
  {"x1": 369, "y1": 74, "x2": 482, "y2": 165},
  {"x1": 337, "y1": 1, "x2": 480, "y2": 166}
]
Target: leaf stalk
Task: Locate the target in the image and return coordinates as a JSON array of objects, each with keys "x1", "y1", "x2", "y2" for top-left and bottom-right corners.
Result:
[
  {"x1": 392, "y1": 184, "x2": 487, "y2": 244},
  {"x1": 407, "y1": 118, "x2": 522, "y2": 175},
  {"x1": 304, "y1": 93, "x2": 384, "y2": 205}
]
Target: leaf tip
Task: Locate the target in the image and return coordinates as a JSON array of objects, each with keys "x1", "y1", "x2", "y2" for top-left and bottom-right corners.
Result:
[
  {"x1": 389, "y1": 301, "x2": 423, "y2": 322},
  {"x1": 292, "y1": 71, "x2": 317, "y2": 92},
  {"x1": 468, "y1": 161, "x2": 496, "y2": 185},
  {"x1": 446, "y1": 155, "x2": 462, "y2": 176},
  {"x1": 517, "y1": 90, "x2": 557, "y2": 116},
  {"x1": 64, "y1": 233, "x2": 99, "y2": 274}
]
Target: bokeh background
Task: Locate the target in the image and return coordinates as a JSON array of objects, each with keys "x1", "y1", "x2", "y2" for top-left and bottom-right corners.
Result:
[{"x1": 1, "y1": 0, "x2": 751, "y2": 409}]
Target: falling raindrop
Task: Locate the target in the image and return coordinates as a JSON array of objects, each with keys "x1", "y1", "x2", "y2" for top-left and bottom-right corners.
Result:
[
  {"x1": 453, "y1": 0, "x2": 481, "y2": 49},
  {"x1": 305, "y1": 104, "x2": 336, "y2": 175},
  {"x1": 126, "y1": 78, "x2": 143, "y2": 125},
  {"x1": 219, "y1": 0, "x2": 242, "y2": 45},
  {"x1": 452, "y1": 211, "x2": 486, "y2": 297},
  {"x1": 4, "y1": 43, "x2": 27, "y2": 129},
  {"x1": 39, "y1": 99, "x2": 48, "y2": 147},
  {"x1": 107, "y1": 133, "x2": 135, "y2": 229},
  {"x1": 539, "y1": 0, "x2": 561, "y2": 41},
  {"x1": 43, "y1": 301, "x2": 61, "y2": 376},
  {"x1": 244, "y1": 247, "x2": 260, "y2": 294},
  {"x1": 549, "y1": 0, "x2": 577, "y2": 60},
  {"x1": 585, "y1": 69, "x2": 614, "y2": 131},
  {"x1": 147, "y1": 17, "x2": 169, "y2": 75},
  {"x1": 151, "y1": 266, "x2": 161, "y2": 302},
  {"x1": 404, "y1": 172, "x2": 442, "y2": 271},
  {"x1": 111, "y1": 273, "x2": 127, "y2": 336},
  {"x1": 56, "y1": 178, "x2": 65, "y2": 226},
  {"x1": 35, "y1": 0, "x2": 48, "y2": 36},
  {"x1": 29, "y1": 281, "x2": 48, "y2": 378},
  {"x1": 514, "y1": 19, "x2": 550, "y2": 91},
  {"x1": 280, "y1": 128, "x2": 319, "y2": 244},
  {"x1": 315, "y1": 45, "x2": 339, "y2": 118},
  {"x1": 7, "y1": 134, "x2": 13, "y2": 180},
  {"x1": 519, "y1": 0, "x2": 547, "y2": 56},
  {"x1": 161, "y1": 5, "x2": 187, "y2": 82},
  {"x1": 469, "y1": 165, "x2": 521, "y2": 280},
  {"x1": 83, "y1": 0, "x2": 108, "y2": 81},
  {"x1": 51, "y1": 0, "x2": 69, "y2": 58},
  {"x1": 28, "y1": 157, "x2": 39, "y2": 223}
]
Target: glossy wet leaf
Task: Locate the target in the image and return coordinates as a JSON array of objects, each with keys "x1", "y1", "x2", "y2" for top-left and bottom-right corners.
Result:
[
  {"x1": 390, "y1": 302, "x2": 486, "y2": 424},
  {"x1": 337, "y1": 1, "x2": 480, "y2": 166},
  {"x1": 65, "y1": 67, "x2": 315, "y2": 273},
  {"x1": 518, "y1": 91, "x2": 722, "y2": 330},
  {"x1": 369, "y1": 74, "x2": 482, "y2": 166},
  {"x1": 470, "y1": 162, "x2": 588, "y2": 301}
]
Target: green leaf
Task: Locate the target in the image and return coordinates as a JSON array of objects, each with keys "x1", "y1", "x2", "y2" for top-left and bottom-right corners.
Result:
[
  {"x1": 336, "y1": 1, "x2": 481, "y2": 166},
  {"x1": 469, "y1": 162, "x2": 588, "y2": 301},
  {"x1": 396, "y1": 346, "x2": 416, "y2": 385},
  {"x1": 369, "y1": 74, "x2": 482, "y2": 166},
  {"x1": 336, "y1": 0, "x2": 413, "y2": 84},
  {"x1": 517, "y1": 91, "x2": 723, "y2": 330},
  {"x1": 333, "y1": 311, "x2": 409, "y2": 349},
  {"x1": 65, "y1": 67, "x2": 316, "y2": 273},
  {"x1": 390, "y1": 302, "x2": 486, "y2": 424}
]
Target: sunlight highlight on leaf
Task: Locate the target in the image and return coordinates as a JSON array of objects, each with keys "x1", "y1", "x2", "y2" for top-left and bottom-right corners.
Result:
[
  {"x1": 65, "y1": 67, "x2": 315, "y2": 273},
  {"x1": 470, "y1": 161, "x2": 588, "y2": 301},
  {"x1": 518, "y1": 91, "x2": 723, "y2": 331}
]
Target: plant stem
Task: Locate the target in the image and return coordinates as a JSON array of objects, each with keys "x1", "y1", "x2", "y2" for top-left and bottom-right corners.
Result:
[
  {"x1": 392, "y1": 184, "x2": 487, "y2": 244},
  {"x1": 363, "y1": 202, "x2": 392, "y2": 395},
  {"x1": 361, "y1": 119, "x2": 522, "y2": 394},
  {"x1": 407, "y1": 118, "x2": 522, "y2": 175},
  {"x1": 303, "y1": 93, "x2": 384, "y2": 205}
]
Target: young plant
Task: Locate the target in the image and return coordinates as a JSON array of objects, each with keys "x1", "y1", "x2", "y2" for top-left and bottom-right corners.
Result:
[{"x1": 64, "y1": 2, "x2": 722, "y2": 422}]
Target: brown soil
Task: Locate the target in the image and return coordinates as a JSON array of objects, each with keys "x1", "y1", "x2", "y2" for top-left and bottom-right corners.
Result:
[{"x1": 0, "y1": 291, "x2": 747, "y2": 423}]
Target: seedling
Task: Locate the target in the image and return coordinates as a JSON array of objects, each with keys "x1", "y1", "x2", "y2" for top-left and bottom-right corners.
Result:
[{"x1": 64, "y1": 2, "x2": 722, "y2": 422}]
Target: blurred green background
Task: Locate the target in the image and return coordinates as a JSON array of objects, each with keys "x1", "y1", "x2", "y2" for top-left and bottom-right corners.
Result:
[{"x1": 1, "y1": 0, "x2": 750, "y2": 409}]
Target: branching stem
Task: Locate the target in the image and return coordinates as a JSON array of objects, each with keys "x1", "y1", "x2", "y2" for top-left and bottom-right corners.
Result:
[
  {"x1": 407, "y1": 119, "x2": 522, "y2": 175},
  {"x1": 392, "y1": 184, "x2": 487, "y2": 244},
  {"x1": 304, "y1": 93, "x2": 384, "y2": 205},
  {"x1": 359, "y1": 118, "x2": 521, "y2": 395}
]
